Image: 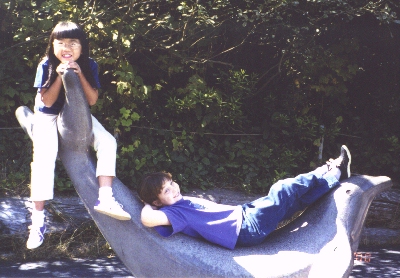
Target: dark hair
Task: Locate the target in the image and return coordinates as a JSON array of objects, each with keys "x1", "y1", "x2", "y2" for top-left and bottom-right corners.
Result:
[
  {"x1": 43, "y1": 21, "x2": 96, "y2": 88},
  {"x1": 138, "y1": 172, "x2": 172, "y2": 205}
]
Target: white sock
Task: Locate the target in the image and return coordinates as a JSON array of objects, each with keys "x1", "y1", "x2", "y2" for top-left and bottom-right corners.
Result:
[
  {"x1": 98, "y1": 186, "x2": 113, "y2": 201},
  {"x1": 31, "y1": 209, "x2": 45, "y2": 227}
]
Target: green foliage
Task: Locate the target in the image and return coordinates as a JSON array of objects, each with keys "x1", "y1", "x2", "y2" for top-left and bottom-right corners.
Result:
[
  {"x1": 54, "y1": 160, "x2": 74, "y2": 192},
  {"x1": 1, "y1": 0, "x2": 400, "y2": 195},
  {"x1": 0, "y1": 129, "x2": 32, "y2": 195}
]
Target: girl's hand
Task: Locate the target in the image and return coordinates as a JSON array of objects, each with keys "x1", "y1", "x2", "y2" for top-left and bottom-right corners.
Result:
[
  {"x1": 56, "y1": 61, "x2": 81, "y2": 75},
  {"x1": 56, "y1": 62, "x2": 68, "y2": 75},
  {"x1": 66, "y1": 61, "x2": 82, "y2": 74}
]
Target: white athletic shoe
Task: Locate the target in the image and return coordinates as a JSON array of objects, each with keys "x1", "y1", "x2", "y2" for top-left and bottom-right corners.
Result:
[
  {"x1": 94, "y1": 198, "x2": 131, "y2": 221},
  {"x1": 26, "y1": 224, "x2": 46, "y2": 249},
  {"x1": 327, "y1": 145, "x2": 351, "y2": 181}
]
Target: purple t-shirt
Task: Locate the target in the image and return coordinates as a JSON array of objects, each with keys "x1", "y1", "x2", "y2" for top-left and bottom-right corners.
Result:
[
  {"x1": 33, "y1": 58, "x2": 101, "y2": 115},
  {"x1": 154, "y1": 197, "x2": 243, "y2": 250}
]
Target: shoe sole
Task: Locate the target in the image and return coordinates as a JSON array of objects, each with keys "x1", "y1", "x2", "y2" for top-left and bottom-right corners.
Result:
[
  {"x1": 27, "y1": 242, "x2": 43, "y2": 249},
  {"x1": 94, "y1": 207, "x2": 131, "y2": 221},
  {"x1": 342, "y1": 145, "x2": 352, "y2": 178}
]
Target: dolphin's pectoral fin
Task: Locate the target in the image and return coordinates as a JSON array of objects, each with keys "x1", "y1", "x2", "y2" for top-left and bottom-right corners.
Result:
[
  {"x1": 15, "y1": 69, "x2": 392, "y2": 277},
  {"x1": 15, "y1": 106, "x2": 34, "y2": 141}
]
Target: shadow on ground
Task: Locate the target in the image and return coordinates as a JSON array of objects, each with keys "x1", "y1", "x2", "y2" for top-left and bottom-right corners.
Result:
[{"x1": 0, "y1": 256, "x2": 133, "y2": 278}]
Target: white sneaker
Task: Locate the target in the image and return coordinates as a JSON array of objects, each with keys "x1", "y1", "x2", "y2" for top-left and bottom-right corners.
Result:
[
  {"x1": 94, "y1": 198, "x2": 131, "y2": 220},
  {"x1": 26, "y1": 224, "x2": 46, "y2": 249}
]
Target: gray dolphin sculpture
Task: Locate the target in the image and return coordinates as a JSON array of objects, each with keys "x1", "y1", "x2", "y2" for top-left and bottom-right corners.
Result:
[{"x1": 16, "y1": 69, "x2": 392, "y2": 277}]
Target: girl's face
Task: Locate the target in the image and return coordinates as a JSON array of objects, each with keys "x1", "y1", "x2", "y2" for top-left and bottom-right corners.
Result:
[
  {"x1": 153, "y1": 179, "x2": 182, "y2": 207},
  {"x1": 53, "y1": 38, "x2": 82, "y2": 63}
]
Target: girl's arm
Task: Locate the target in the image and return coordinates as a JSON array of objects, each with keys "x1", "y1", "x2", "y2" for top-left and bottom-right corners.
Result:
[
  {"x1": 141, "y1": 203, "x2": 171, "y2": 227},
  {"x1": 39, "y1": 75, "x2": 63, "y2": 107}
]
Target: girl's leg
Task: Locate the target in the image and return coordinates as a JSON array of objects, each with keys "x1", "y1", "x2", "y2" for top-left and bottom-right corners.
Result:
[
  {"x1": 27, "y1": 112, "x2": 58, "y2": 249},
  {"x1": 30, "y1": 113, "x2": 58, "y2": 201},
  {"x1": 91, "y1": 115, "x2": 130, "y2": 220},
  {"x1": 91, "y1": 115, "x2": 117, "y2": 179},
  {"x1": 237, "y1": 165, "x2": 339, "y2": 246},
  {"x1": 91, "y1": 115, "x2": 116, "y2": 201},
  {"x1": 279, "y1": 169, "x2": 340, "y2": 222}
]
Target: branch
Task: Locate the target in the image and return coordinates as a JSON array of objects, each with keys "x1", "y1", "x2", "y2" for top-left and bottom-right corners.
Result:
[{"x1": 205, "y1": 24, "x2": 258, "y2": 61}]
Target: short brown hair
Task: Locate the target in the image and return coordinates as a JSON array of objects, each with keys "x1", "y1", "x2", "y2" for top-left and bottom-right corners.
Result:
[{"x1": 138, "y1": 172, "x2": 172, "y2": 205}]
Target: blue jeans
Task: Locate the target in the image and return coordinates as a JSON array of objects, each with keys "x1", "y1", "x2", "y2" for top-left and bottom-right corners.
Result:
[{"x1": 236, "y1": 165, "x2": 339, "y2": 247}]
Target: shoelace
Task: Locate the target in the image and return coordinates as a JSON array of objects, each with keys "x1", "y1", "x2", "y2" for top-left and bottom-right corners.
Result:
[{"x1": 29, "y1": 226, "x2": 44, "y2": 238}]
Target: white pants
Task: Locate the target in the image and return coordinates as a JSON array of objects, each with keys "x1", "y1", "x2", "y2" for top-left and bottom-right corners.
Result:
[{"x1": 30, "y1": 112, "x2": 117, "y2": 201}]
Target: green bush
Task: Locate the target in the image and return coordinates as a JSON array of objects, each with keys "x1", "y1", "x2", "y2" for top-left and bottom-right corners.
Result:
[{"x1": 1, "y1": 0, "x2": 399, "y2": 196}]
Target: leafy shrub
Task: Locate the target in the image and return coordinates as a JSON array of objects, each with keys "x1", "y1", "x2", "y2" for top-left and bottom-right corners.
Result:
[{"x1": 1, "y1": 0, "x2": 399, "y2": 196}]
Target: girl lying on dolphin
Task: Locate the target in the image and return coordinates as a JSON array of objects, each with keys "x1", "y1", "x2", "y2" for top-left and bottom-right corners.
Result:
[{"x1": 139, "y1": 145, "x2": 351, "y2": 249}]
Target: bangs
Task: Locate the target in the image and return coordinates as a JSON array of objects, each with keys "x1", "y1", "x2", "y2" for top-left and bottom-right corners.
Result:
[{"x1": 52, "y1": 22, "x2": 85, "y2": 41}]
